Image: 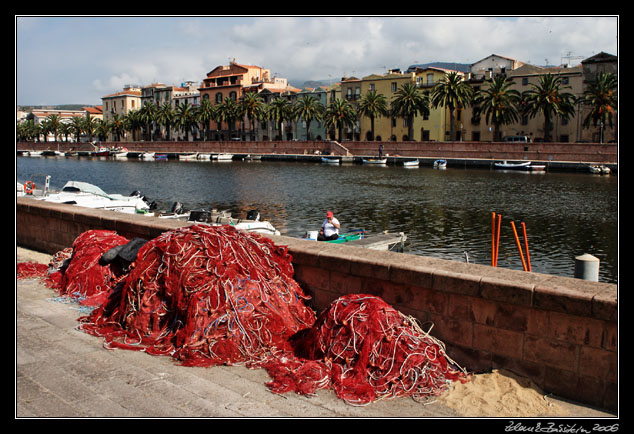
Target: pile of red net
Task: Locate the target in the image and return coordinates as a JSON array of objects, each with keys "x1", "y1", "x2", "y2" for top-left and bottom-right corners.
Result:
[
  {"x1": 17, "y1": 262, "x2": 49, "y2": 279},
  {"x1": 18, "y1": 225, "x2": 467, "y2": 405},
  {"x1": 47, "y1": 230, "x2": 131, "y2": 307},
  {"x1": 265, "y1": 294, "x2": 467, "y2": 405},
  {"x1": 78, "y1": 224, "x2": 316, "y2": 367}
]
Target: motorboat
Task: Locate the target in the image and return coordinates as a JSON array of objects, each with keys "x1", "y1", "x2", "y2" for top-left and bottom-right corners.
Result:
[
  {"x1": 433, "y1": 159, "x2": 447, "y2": 169},
  {"x1": 178, "y1": 153, "x2": 198, "y2": 161},
  {"x1": 403, "y1": 159, "x2": 420, "y2": 167},
  {"x1": 159, "y1": 207, "x2": 280, "y2": 236},
  {"x1": 28, "y1": 179, "x2": 155, "y2": 215},
  {"x1": 362, "y1": 158, "x2": 387, "y2": 165},
  {"x1": 92, "y1": 147, "x2": 110, "y2": 157},
  {"x1": 111, "y1": 147, "x2": 129, "y2": 158},
  {"x1": 303, "y1": 229, "x2": 407, "y2": 251},
  {"x1": 215, "y1": 153, "x2": 234, "y2": 161},
  {"x1": 321, "y1": 156, "x2": 340, "y2": 164},
  {"x1": 197, "y1": 153, "x2": 212, "y2": 160},
  {"x1": 494, "y1": 161, "x2": 547, "y2": 172},
  {"x1": 140, "y1": 152, "x2": 155, "y2": 160}
]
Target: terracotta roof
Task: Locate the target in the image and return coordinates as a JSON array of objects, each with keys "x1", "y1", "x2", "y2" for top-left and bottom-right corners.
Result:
[{"x1": 102, "y1": 89, "x2": 142, "y2": 99}]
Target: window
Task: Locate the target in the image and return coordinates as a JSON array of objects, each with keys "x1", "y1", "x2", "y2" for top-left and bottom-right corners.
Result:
[
  {"x1": 391, "y1": 82, "x2": 397, "y2": 92},
  {"x1": 426, "y1": 73, "x2": 434, "y2": 85},
  {"x1": 215, "y1": 92, "x2": 223, "y2": 103},
  {"x1": 522, "y1": 77, "x2": 528, "y2": 86},
  {"x1": 369, "y1": 83, "x2": 375, "y2": 91}
]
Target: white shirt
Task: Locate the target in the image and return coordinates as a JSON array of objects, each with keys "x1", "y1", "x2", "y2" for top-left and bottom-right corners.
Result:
[{"x1": 322, "y1": 217, "x2": 340, "y2": 237}]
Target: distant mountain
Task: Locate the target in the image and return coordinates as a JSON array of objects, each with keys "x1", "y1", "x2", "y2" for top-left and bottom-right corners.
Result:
[{"x1": 406, "y1": 62, "x2": 471, "y2": 73}]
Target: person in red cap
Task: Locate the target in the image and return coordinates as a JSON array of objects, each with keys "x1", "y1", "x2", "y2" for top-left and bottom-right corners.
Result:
[{"x1": 318, "y1": 210, "x2": 340, "y2": 241}]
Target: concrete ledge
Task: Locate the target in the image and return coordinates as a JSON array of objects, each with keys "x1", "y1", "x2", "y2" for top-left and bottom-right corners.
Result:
[{"x1": 16, "y1": 197, "x2": 618, "y2": 411}]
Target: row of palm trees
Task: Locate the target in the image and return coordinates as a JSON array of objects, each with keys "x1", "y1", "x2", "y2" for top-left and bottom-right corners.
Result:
[{"x1": 17, "y1": 71, "x2": 617, "y2": 144}]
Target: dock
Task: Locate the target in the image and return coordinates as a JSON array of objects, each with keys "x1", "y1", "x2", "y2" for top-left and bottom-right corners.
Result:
[{"x1": 346, "y1": 231, "x2": 407, "y2": 251}]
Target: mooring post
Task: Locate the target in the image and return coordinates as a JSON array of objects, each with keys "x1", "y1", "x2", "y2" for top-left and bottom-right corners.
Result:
[{"x1": 574, "y1": 253, "x2": 600, "y2": 281}]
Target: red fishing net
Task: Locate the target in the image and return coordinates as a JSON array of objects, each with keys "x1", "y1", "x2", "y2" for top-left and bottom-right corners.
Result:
[
  {"x1": 47, "y1": 230, "x2": 131, "y2": 307},
  {"x1": 16, "y1": 262, "x2": 49, "y2": 279},
  {"x1": 18, "y1": 225, "x2": 468, "y2": 405},
  {"x1": 78, "y1": 224, "x2": 316, "y2": 367},
  {"x1": 265, "y1": 294, "x2": 467, "y2": 405}
]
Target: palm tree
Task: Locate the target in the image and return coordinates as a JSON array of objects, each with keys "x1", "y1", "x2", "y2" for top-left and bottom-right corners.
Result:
[
  {"x1": 217, "y1": 97, "x2": 239, "y2": 140},
  {"x1": 268, "y1": 97, "x2": 293, "y2": 140},
  {"x1": 323, "y1": 98, "x2": 356, "y2": 142},
  {"x1": 139, "y1": 102, "x2": 157, "y2": 141},
  {"x1": 173, "y1": 103, "x2": 197, "y2": 141},
  {"x1": 69, "y1": 116, "x2": 85, "y2": 143},
  {"x1": 430, "y1": 71, "x2": 474, "y2": 141},
  {"x1": 109, "y1": 114, "x2": 126, "y2": 141},
  {"x1": 43, "y1": 114, "x2": 63, "y2": 142},
  {"x1": 196, "y1": 98, "x2": 216, "y2": 141},
  {"x1": 155, "y1": 102, "x2": 174, "y2": 141},
  {"x1": 473, "y1": 75, "x2": 522, "y2": 142},
  {"x1": 294, "y1": 95, "x2": 325, "y2": 140},
  {"x1": 240, "y1": 92, "x2": 265, "y2": 140},
  {"x1": 521, "y1": 73, "x2": 576, "y2": 142},
  {"x1": 96, "y1": 119, "x2": 110, "y2": 142},
  {"x1": 580, "y1": 72, "x2": 617, "y2": 143},
  {"x1": 390, "y1": 83, "x2": 429, "y2": 141},
  {"x1": 358, "y1": 90, "x2": 389, "y2": 141},
  {"x1": 85, "y1": 117, "x2": 100, "y2": 143}
]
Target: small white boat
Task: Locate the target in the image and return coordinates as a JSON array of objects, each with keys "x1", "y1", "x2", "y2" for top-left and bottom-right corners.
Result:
[
  {"x1": 111, "y1": 148, "x2": 130, "y2": 158},
  {"x1": 433, "y1": 159, "x2": 447, "y2": 169},
  {"x1": 31, "y1": 180, "x2": 155, "y2": 215},
  {"x1": 26, "y1": 151, "x2": 43, "y2": 157},
  {"x1": 215, "y1": 153, "x2": 234, "y2": 161},
  {"x1": 245, "y1": 154, "x2": 262, "y2": 161},
  {"x1": 178, "y1": 153, "x2": 198, "y2": 160},
  {"x1": 197, "y1": 153, "x2": 212, "y2": 160},
  {"x1": 362, "y1": 158, "x2": 387, "y2": 165},
  {"x1": 140, "y1": 152, "x2": 155, "y2": 160},
  {"x1": 403, "y1": 159, "x2": 420, "y2": 167},
  {"x1": 163, "y1": 208, "x2": 280, "y2": 235},
  {"x1": 494, "y1": 161, "x2": 531, "y2": 170},
  {"x1": 321, "y1": 157, "x2": 340, "y2": 164}
]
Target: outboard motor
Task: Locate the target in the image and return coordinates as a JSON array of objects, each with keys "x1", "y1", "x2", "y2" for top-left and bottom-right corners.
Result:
[
  {"x1": 171, "y1": 201, "x2": 185, "y2": 215},
  {"x1": 246, "y1": 210, "x2": 261, "y2": 221},
  {"x1": 188, "y1": 209, "x2": 211, "y2": 223}
]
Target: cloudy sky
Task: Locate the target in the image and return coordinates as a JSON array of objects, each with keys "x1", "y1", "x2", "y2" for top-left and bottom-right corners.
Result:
[{"x1": 15, "y1": 15, "x2": 618, "y2": 106}]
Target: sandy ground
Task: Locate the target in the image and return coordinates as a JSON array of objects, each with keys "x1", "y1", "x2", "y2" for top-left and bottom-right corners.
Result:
[{"x1": 16, "y1": 246, "x2": 616, "y2": 418}]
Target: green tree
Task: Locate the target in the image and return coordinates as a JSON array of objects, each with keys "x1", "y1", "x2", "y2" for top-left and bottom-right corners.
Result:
[
  {"x1": 294, "y1": 95, "x2": 325, "y2": 140},
  {"x1": 69, "y1": 116, "x2": 85, "y2": 143},
  {"x1": 580, "y1": 72, "x2": 617, "y2": 143},
  {"x1": 268, "y1": 97, "x2": 293, "y2": 140},
  {"x1": 521, "y1": 73, "x2": 576, "y2": 142},
  {"x1": 173, "y1": 103, "x2": 197, "y2": 141},
  {"x1": 43, "y1": 114, "x2": 62, "y2": 142},
  {"x1": 218, "y1": 97, "x2": 239, "y2": 140},
  {"x1": 323, "y1": 98, "x2": 356, "y2": 142},
  {"x1": 430, "y1": 71, "x2": 474, "y2": 141},
  {"x1": 196, "y1": 98, "x2": 216, "y2": 141},
  {"x1": 240, "y1": 92, "x2": 265, "y2": 140},
  {"x1": 390, "y1": 83, "x2": 429, "y2": 141},
  {"x1": 358, "y1": 90, "x2": 389, "y2": 141},
  {"x1": 155, "y1": 103, "x2": 175, "y2": 141},
  {"x1": 473, "y1": 75, "x2": 522, "y2": 142},
  {"x1": 139, "y1": 102, "x2": 157, "y2": 141}
]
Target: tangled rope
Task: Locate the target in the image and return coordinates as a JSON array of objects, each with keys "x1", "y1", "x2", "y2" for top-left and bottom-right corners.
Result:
[{"x1": 18, "y1": 225, "x2": 468, "y2": 405}]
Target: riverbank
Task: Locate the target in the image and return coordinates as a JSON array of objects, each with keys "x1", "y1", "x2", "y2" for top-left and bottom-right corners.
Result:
[{"x1": 16, "y1": 139, "x2": 618, "y2": 173}]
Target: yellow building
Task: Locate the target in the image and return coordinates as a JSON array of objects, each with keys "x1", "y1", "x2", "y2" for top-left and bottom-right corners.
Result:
[{"x1": 355, "y1": 70, "x2": 413, "y2": 141}]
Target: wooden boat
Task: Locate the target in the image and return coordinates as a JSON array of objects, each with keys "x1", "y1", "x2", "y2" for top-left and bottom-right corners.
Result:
[
  {"x1": 321, "y1": 156, "x2": 340, "y2": 164},
  {"x1": 494, "y1": 161, "x2": 546, "y2": 172},
  {"x1": 154, "y1": 153, "x2": 168, "y2": 160},
  {"x1": 362, "y1": 158, "x2": 387, "y2": 165},
  {"x1": 161, "y1": 208, "x2": 280, "y2": 235},
  {"x1": 178, "y1": 153, "x2": 198, "y2": 160},
  {"x1": 197, "y1": 153, "x2": 212, "y2": 160},
  {"x1": 403, "y1": 159, "x2": 420, "y2": 167},
  {"x1": 91, "y1": 147, "x2": 110, "y2": 157}
]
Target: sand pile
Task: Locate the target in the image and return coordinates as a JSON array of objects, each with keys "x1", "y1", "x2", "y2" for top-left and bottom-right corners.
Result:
[{"x1": 439, "y1": 369, "x2": 569, "y2": 417}]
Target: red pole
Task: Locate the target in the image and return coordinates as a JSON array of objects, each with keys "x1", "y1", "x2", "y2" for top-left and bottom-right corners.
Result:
[
  {"x1": 491, "y1": 212, "x2": 496, "y2": 266},
  {"x1": 522, "y1": 222, "x2": 531, "y2": 272},
  {"x1": 495, "y1": 214, "x2": 502, "y2": 267},
  {"x1": 510, "y1": 221, "x2": 528, "y2": 271}
]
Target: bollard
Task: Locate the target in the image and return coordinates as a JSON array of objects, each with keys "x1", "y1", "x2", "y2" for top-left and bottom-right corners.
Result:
[{"x1": 574, "y1": 253, "x2": 600, "y2": 281}]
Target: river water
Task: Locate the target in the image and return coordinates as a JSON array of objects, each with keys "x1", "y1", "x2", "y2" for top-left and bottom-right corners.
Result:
[{"x1": 16, "y1": 155, "x2": 618, "y2": 284}]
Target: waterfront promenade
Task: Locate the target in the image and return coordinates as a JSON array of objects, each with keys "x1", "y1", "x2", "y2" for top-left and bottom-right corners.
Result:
[{"x1": 16, "y1": 246, "x2": 616, "y2": 419}]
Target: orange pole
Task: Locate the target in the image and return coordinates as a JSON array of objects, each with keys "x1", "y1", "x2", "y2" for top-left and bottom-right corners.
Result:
[
  {"x1": 521, "y1": 222, "x2": 531, "y2": 272},
  {"x1": 491, "y1": 212, "x2": 496, "y2": 266},
  {"x1": 510, "y1": 221, "x2": 528, "y2": 271},
  {"x1": 495, "y1": 214, "x2": 502, "y2": 267}
]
